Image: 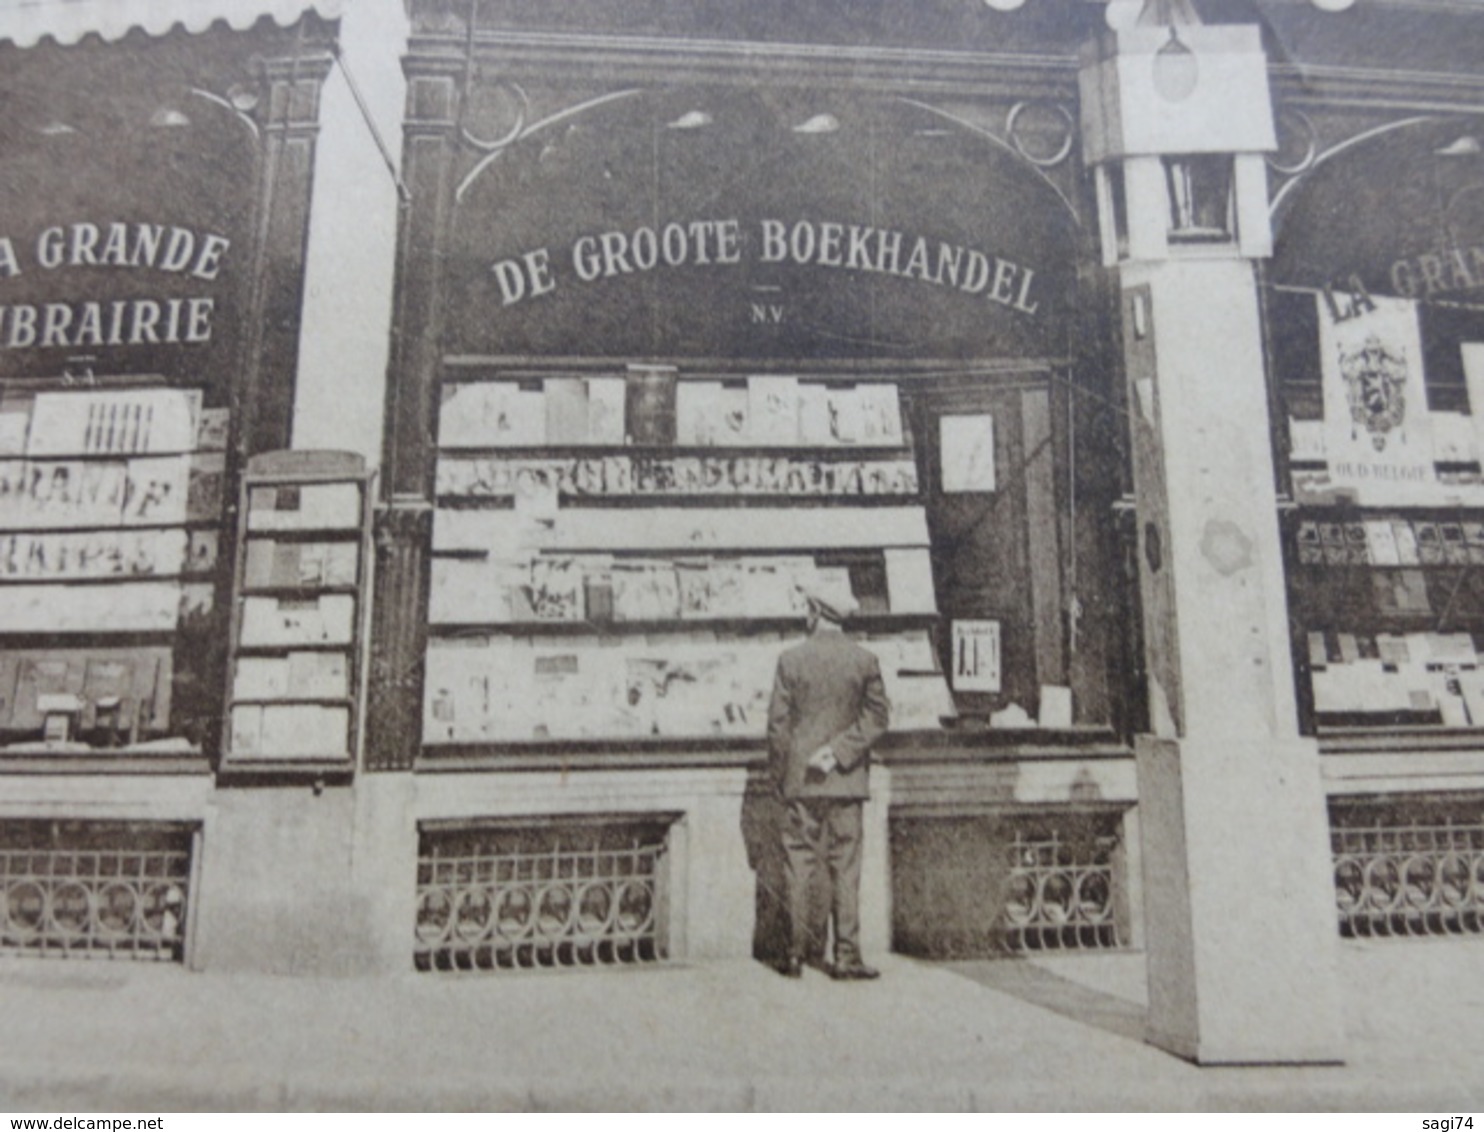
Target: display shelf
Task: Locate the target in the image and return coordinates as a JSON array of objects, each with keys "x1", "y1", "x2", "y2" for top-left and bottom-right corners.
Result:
[
  {"x1": 421, "y1": 372, "x2": 953, "y2": 752},
  {"x1": 237, "y1": 526, "x2": 365, "y2": 541},
  {"x1": 232, "y1": 641, "x2": 358, "y2": 655},
  {"x1": 238, "y1": 584, "x2": 362, "y2": 598},
  {"x1": 434, "y1": 444, "x2": 916, "y2": 458},
  {"x1": 222, "y1": 450, "x2": 373, "y2": 776},
  {"x1": 0, "y1": 383, "x2": 229, "y2": 753},
  {"x1": 426, "y1": 612, "x2": 939, "y2": 636},
  {"x1": 227, "y1": 695, "x2": 355, "y2": 707},
  {"x1": 433, "y1": 494, "x2": 924, "y2": 510}
]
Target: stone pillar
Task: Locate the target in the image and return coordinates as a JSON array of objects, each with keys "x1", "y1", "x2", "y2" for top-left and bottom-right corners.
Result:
[{"x1": 1080, "y1": 17, "x2": 1346, "y2": 1064}]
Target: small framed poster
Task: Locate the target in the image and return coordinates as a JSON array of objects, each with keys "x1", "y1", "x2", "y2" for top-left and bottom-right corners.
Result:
[
  {"x1": 940, "y1": 413, "x2": 996, "y2": 492},
  {"x1": 952, "y1": 619, "x2": 1001, "y2": 693}
]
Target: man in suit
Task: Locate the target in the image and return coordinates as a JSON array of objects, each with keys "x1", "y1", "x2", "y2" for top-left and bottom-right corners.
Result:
[{"x1": 767, "y1": 579, "x2": 891, "y2": 980}]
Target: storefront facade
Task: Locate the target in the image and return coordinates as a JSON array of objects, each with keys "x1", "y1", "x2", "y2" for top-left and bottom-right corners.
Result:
[{"x1": 2, "y1": 0, "x2": 1482, "y2": 1067}]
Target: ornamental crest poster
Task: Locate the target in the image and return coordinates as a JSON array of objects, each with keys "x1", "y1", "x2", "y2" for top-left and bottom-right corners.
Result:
[{"x1": 1319, "y1": 292, "x2": 1437, "y2": 504}]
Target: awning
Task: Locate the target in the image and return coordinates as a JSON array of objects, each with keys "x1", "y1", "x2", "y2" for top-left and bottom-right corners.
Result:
[{"x1": 0, "y1": 0, "x2": 342, "y2": 48}]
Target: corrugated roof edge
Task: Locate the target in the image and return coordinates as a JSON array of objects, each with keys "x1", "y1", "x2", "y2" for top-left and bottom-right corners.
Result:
[{"x1": 0, "y1": 0, "x2": 343, "y2": 48}]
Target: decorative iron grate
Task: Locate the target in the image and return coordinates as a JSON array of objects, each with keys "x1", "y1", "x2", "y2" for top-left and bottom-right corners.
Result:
[
  {"x1": 415, "y1": 818, "x2": 670, "y2": 971},
  {"x1": 1332, "y1": 817, "x2": 1484, "y2": 939},
  {"x1": 1002, "y1": 828, "x2": 1123, "y2": 952},
  {"x1": 0, "y1": 822, "x2": 193, "y2": 961},
  {"x1": 889, "y1": 812, "x2": 1127, "y2": 958}
]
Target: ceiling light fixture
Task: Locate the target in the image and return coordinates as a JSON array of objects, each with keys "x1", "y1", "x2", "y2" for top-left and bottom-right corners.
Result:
[
  {"x1": 148, "y1": 107, "x2": 191, "y2": 128},
  {"x1": 666, "y1": 111, "x2": 713, "y2": 130},
  {"x1": 792, "y1": 113, "x2": 841, "y2": 135},
  {"x1": 1151, "y1": 26, "x2": 1199, "y2": 102}
]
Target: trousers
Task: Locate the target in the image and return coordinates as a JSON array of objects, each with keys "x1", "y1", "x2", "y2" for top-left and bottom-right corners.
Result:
[{"x1": 780, "y1": 797, "x2": 864, "y2": 964}]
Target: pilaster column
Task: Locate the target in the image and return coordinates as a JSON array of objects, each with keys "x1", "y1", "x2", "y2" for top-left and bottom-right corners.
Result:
[
  {"x1": 1081, "y1": 17, "x2": 1346, "y2": 1064},
  {"x1": 239, "y1": 55, "x2": 333, "y2": 460},
  {"x1": 364, "y1": 62, "x2": 460, "y2": 771}
]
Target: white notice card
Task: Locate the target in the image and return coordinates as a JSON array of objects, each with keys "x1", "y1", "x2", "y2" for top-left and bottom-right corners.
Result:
[
  {"x1": 951, "y1": 619, "x2": 1001, "y2": 693},
  {"x1": 940, "y1": 414, "x2": 996, "y2": 492}
]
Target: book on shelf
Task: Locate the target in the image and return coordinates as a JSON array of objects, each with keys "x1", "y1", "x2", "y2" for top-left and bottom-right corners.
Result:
[
  {"x1": 118, "y1": 457, "x2": 191, "y2": 526},
  {"x1": 234, "y1": 656, "x2": 291, "y2": 700},
  {"x1": 528, "y1": 556, "x2": 584, "y2": 621},
  {"x1": 587, "y1": 377, "x2": 627, "y2": 445},
  {"x1": 185, "y1": 452, "x2": 226, "y2": 522},
  {"x1": 1441, "y1": 522, "x2": 1470, "y2": 564},
  {"x1": 1431, "y1": 411, "x2": 1478, "y2": 464},
  {"x1": 0, "y1": 647, "x2": 169, "y2": 734},
  {"x1": 675, "y1": 558, "x2": 713, "y2": 618},
  {"x1": 1376, "y1": 633, "x2": 1410, "y2": 667},
  {"x1": 188, "y1": 530, "x2": 220, "y2": 574},
  {"x1": 513, "y1": 465, "x2": 560, "y2": 520},
  {"x1": 1287, "y1": 418, "x2": 1326, "y2": 461},
  {"x1": 1363, "y1": 519, "x2": 1400, "y2": 566},
  {"x1": 1457, "y1": 668, "x2": 1484, "y2": 725},
  {"x1": 1393, "y1": 520, "x2": 1421, "y2": 565},
  {"x1": 1439, "y1": 672, "x2": 1471, "y2": 726},
  {"x1": 179, "y1": 582, "x2": 215, "y2": 620},
  {"x1": 0, "y1": 398, "x2": 30, "y2": 456},
  {"x1": 1465, "y1": 521, "x2": 1484, "y2": 564},
  {"x1": 26, "y1": 388, "x2": 201, "y2": 458},
  {"x1": 1319, "y1": 522, "x2": 1347, "y2": 565},
  {"x1": 439, "y1": 383, "x2": 521, "y2": 448},
  {"x1": 827, "y1": 388, "x2": 863, "y2": 444},
  {"x1": 1424, "y1": 631, "x2": 1478, "y2": 668},
  {"x1": 1307, "y1": 630, "x2": 1329, "y2": 669},
  {"x1": 858, "y1": 384, "x2": 904, "y2": 445},
  {"x1": 246, "y1": 481, "x2": 361, "y2": 531},
  {"x1": 747, "y1": 376, "x2": 800, "y2": 446},
  {"x1": 197, "y1": 408, "x2": 230, "y2": 452},
  {"x1": 797, "y1": 385, "x2": 832, "y2": 446},
  {"x1": 0, "y1": 528, "x2": 189, "y2": 582},
  {"x1": 0, "y1": 582, "x2": 181, "y2": 633},
  {"x1": 231, "y1": 705, "x2": 264, "y2": 755},
  {"x1": 1414, "y1": 522, "x2": 1445, "y2": 564},
  {"x1": 676, "y1": 382, "x2": 725, "y2": 446},
  {"x1": 239, "y1": 593, "x2": 355, "y2": 647},
  {"x1": 718, "y1": 386, "x2": 750, "y2": 445},
  {"x1": 286, "y1": 655, "x2": 350, "y2": 700},
  {"x1": 1336, "y1": 633, "x2": 1360, "y2": 664},
  {"x1": 884, "y1": 547, "x2": 937, "y2": 614},
  {"x1": 610, "y1": 558, "x2": 681, "y2": 621},
  {"x1": 625, "y1": 367, "x2": 678, "y2": 446},
  {"x1": 258, "y1": 703, "x2": 349, "y2": 758},
  {"x1": 544, "y1": 378, "x2": 590, "y2": 446},
  {"x1": 1296, "y1": 521, "x2": 1323, "y2": 565}
]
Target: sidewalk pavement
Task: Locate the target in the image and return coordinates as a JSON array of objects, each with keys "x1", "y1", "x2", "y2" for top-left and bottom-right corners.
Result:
[{"x1": 1, "y1": 941, "x2": 1482, "y2": 1112}]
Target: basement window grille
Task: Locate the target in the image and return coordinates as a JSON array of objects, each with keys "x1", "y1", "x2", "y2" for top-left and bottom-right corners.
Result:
[
  {"x1": 890, "y1": 812, "x2": 1127, "y2": 958},
  {"x1": 0, "y1": 821, "x2": 193, "y2": 961},
  {"x1": 1003, "y1": 827, "x2": 1122, "y2": 952},
  {"x1": 1331, "y1": 803, "x2": 1484, "y2": 939},
  {"x1": 415, "y1": 817, "x2": 671, "y2": 972}
]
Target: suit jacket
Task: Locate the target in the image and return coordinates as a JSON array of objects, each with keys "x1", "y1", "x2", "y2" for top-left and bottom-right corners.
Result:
[{"x1": 767, "y1": 629, "x2": 891, "y2": 800}]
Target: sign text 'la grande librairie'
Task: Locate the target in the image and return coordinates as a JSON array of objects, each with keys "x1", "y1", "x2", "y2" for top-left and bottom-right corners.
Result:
[
  {"x1": 491, "y1": 216, "x2": 1043, "y2": 315},
  {"x1": 0, "y1": 221, "x2": 231, "y2": 350}
]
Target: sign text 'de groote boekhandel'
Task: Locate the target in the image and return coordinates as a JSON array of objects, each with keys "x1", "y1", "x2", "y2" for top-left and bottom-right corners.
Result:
[
  {"x1": 489, "y1": 216, "x2": 1043, "y2": 315},
  {"x1": 0, "y1": 221, "x2": 230, "y2": 350}
]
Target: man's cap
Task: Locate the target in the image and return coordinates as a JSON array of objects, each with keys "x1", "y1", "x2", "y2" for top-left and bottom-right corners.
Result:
[{"x1": 798, "y1": 578, "x2": 860, "y2": 623}]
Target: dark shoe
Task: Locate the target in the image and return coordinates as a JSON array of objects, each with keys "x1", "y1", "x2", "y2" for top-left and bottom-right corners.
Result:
[
  {"x1": 779, "y1": 956, "x2": 804, "y2": 979},
  {"x1": 830, "y1": 961, "x2": 880, "y2": 981}
]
